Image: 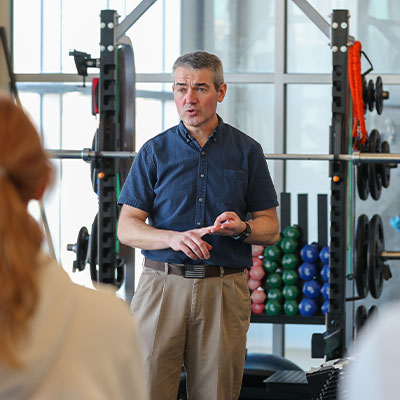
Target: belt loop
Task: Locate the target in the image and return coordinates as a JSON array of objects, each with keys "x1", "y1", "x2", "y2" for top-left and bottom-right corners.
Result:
[
  {"x1": 164, "y1": 263, "x2": 169, "y2": 274},
  {"x1": 220, "y1": 266, "x2": 224, "y2": 278}
]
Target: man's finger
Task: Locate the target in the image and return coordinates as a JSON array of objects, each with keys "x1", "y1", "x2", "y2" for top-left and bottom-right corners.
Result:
[
  {"x1": 208, "y1": 225, "x2": 224, "y2": 234},
  {"x1": 196, "y1": 226, "x2": 214, "y2": 237},
  {"x1": 190, "y1": 242, "x2": 209, "y2": 259}
]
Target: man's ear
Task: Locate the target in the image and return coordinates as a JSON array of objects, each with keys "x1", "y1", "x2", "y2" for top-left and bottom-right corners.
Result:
[{"x1": 217, "y1": 83, "x2": 227, "y2": 103}]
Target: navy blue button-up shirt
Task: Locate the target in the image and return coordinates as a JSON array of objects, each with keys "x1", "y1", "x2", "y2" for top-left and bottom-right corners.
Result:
[{"x1": 118, "y1": 117, "x2": 278, "y2": 268}]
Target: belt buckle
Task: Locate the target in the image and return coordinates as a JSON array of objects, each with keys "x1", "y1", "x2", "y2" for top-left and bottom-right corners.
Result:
[{"x1": 184, "y1": 265, "x2": 206, "y2": 278}]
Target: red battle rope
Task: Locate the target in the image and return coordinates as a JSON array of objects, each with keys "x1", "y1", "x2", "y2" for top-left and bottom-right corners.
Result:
[{"x1": 348, "y1": 41, "x2": 367, "y2": 149}]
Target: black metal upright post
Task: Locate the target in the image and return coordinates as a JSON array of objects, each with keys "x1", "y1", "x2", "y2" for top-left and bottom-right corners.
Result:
[
  {"x1": 97, "y1": 10, "x2": 119, "y2": 284},
  {"x1": 326, "y1": 9, "x2": 350, "y2": 360}
]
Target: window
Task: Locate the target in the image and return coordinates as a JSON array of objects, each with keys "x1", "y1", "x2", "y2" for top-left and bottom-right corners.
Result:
[{"x1": 287, "y1": 0, "x2": 400, "y2": 73}]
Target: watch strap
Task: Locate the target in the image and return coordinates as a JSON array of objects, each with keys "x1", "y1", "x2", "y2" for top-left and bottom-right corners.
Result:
[{"x1": 231, "y1": 222, "x2": 251, "y2": 241}]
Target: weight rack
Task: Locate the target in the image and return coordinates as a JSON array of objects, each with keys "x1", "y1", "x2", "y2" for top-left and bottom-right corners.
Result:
[
  {"x1": 325, "y1": 9, "x2": 350, "y2": 361},
  {"x1": 96, "y1": 10, "x2": 120, "y2": 285}
]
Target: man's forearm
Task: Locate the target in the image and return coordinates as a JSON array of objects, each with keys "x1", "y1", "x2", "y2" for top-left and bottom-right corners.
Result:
[
  {"x1": 118, "y1": 212, "x2": 215, "y2": 261},
  {"x1": 246, "y1": 215, "x2": 280, "y2": 246},
  {"x1": 118, "y1": 215, "x2": 172, "y2": 250}
]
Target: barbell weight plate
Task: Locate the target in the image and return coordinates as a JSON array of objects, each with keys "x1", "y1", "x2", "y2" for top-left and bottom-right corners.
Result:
[
  {"x1": 375, "y1": 76, "x2": 383, "y2": 115},
  {"x1": 114, "y1": 258, "x2": 125, "y2": 289},
  {"x1": 362, "y1": 76, "x2": 368, "y2": 114},
  {"x1": 354, "y1": 305, "x2": 368, "y2": 340},
  {"x1": 90, "y1": 130, "x2": 99, "y2": 194},
  {"x1": 357, "y1": 142, "x2": 369, "y2": 200},
  {"x1": 71, "y1": 226, "x2": 89, "y2": 272},
  {"x1": 380, "y1": 140, "x2": 391, "y2": 188},
  {"x1": 116, "y1": 43, "x2": 135, "y2": 290},
  {"x1": 367, "y1": 79, "x2": 375, "y2": 112},
  {"x1": 89, "y1": 210, "x2": 128, "y2": 288},
  {"x1": 368, "y1": 214, "x2": 384, "y2": 299},
  {"x1": 118, "y1": 43, "x2": 135, "y2": 188},
  {"x1": 368, "y1": 305, "x2": 378, "y2": 319},
  {"x1": 89, "y1": 213, "x2": 98, "y2": 283},
  {"x1": 76, "y1": 226, "x2": 89, "y2": 271},
  {"x1": 354, "y1": 214, "x2": 369, "y2": 298},
  {"x1": 367, "y1": 130, "x2": 382, "y2": 200}
]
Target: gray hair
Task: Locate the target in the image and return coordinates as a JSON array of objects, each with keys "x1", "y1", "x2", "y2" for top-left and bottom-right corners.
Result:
[{"x1": 172, "y1": 51, "x2": 224, "y2": 91}]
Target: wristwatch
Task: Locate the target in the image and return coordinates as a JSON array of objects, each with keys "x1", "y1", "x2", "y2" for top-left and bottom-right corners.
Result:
[{"x1": 231, "y1": 222, "x2": 251, "y2": 241}]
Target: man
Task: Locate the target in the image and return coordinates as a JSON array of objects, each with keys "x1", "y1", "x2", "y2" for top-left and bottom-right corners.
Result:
[{"x1": 118, "y1": 51, "x2": 279, "y2": 400}]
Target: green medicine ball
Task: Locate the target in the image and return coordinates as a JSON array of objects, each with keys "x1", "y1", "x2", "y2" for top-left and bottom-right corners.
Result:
[
  {"x1": 267, "y1": 272, "x2": 283, "y2": 289},
  {"x1": 267, "y1": 288, "x2": 283, "y2": 302},
  {"x1": 283, "y1": 225, "x2": 301, "y2": 240},
  {"x1": 281, "y1": 253, "x2": 300, "y2": 270},
  {"x1": 284, "y1": 300, "x2": 299, "y2": 316},
  {"x1": 282, "y1": 269, "x2": 298, "y2": 285},
  {"x1": 265, "y1": 299, "x2": 282, "y2": 316},
  {"x1": 264, "y1": 245, "x2": 282, "y2": 261},
  {"x1": 263, "y1": 259, "x2": 279, "y2": 273},
  {"x1": 280, "y1": 237, "x2": 298, "y2": 254},
  {"x1": 282, "y1": 285, "x2": 300, "y2": 300}
]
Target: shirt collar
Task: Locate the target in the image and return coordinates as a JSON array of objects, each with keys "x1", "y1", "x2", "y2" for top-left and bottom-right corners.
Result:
[{"x1": 178, "y1": 114, "x2": 224, "y2": 143}]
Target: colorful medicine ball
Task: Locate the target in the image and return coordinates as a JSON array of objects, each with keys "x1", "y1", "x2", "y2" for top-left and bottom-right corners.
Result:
[{"x1": 300, "y1": 244, "x2": 319, "y2": 263}]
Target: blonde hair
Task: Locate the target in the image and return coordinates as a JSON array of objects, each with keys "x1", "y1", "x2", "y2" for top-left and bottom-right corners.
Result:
[{"x1": 0, "y1": 95, "x2": 52, "y2": 367}]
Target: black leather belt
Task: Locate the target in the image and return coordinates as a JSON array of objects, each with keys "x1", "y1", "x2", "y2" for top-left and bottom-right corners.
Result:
[{"x1": 144, "y1": 258, "x2": 244, "y2": 279}]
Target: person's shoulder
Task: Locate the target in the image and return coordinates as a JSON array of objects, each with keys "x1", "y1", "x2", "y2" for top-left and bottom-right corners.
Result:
[
  {"x1": 77, "y1": 283, "x2": 133, "y2": 321},
  {"x1": 222, "y1": 121, "x2": 262, "y2": 149},
  {"x1": 142, "y1": 124, "x2": 180, "y2": 148},
  {"x1": 71, "y1": 284, "x2": 138, "y2": 344},
  {"x1": 223, "y1": 122, "x2": 257, "y2": 141},
  {"x1": 39, "y1": 252, "x2": 134, "y2": 328}
]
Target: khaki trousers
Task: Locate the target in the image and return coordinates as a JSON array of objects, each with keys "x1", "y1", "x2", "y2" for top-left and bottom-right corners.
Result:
[{"x1": 131, "y1": 264, "x2": 251, "y2": 400}]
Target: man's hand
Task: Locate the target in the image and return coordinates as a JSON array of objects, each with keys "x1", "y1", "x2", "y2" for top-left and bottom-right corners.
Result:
[
  {"x1": 208, "y1": 212, "x2": 246, "y2": 237},
  {"x1": 168, "y1": 226, "x2": 215, "y2": 260}
]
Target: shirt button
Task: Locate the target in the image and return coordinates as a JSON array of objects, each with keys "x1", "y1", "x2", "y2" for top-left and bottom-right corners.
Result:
[
  {"x1": 198, "y1": 197, "x2": 203, "y2": 202},
  {"x1": 197, "y1": 222, "x2": 201, "y2": 226},
  {"x1": 200, "y1": 173, "x2": 205, "y2": 178},
  {"x1": 201, "y1": 151, "x2": 205, "y2": 155}
]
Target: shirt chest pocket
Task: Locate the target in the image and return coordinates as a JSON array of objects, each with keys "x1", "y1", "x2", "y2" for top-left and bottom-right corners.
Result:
[{"x1": 218, "y1": 169, "x2": 248, "y2": 207}]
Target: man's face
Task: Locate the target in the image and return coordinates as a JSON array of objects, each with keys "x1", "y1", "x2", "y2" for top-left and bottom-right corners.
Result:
[{"x1": 172, "y1": 67, "x2": 226, "y2": 131}]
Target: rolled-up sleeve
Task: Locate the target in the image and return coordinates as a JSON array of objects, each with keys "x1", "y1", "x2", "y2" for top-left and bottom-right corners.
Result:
[
  {"x1": 246, "y1": 142, "x2": 278, "y2": 212},
  {"x1": 118, "y1": 143, "x2": 156, "y2": 213}
]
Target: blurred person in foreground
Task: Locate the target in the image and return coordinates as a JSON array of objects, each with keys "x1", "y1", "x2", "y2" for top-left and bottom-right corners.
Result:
[
  {"x1": 340, "y1": 302, "x2": 396, "y2": 400},
  {"x1": 0, "y1": 94, "x2": 149, "y2": 400}
]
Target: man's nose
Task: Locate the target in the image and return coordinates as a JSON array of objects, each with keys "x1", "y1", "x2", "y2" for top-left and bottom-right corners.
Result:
[{"x1": 185, "y1": 88, "x2": 197, "y2": 103}]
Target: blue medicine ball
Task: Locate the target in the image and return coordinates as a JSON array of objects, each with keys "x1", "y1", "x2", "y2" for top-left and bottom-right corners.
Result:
[
  {"x1": 319, "y1": 246, "x2": 330, "y2": 264},
  {"x1": 302, "y1": 280, "x2": 321, "y2": 299},
  {"x1": 321, "y1": 282, "x2": 330, "y2": 300},
  {"x1": 321, "y1": 264, "x2": 330, "y2": 282},
  {"x1": 299, "y1": 298, "x2": 318, "y2": 316},
  {"x1": 298, "y1": 262, "x2": 318, "y2": 281},
  {"x1": 321, "y1": 300, "x2": 329, "y2": 315},
  {"x1": 300, "y1": 244, "x2": 319, "y2": 263}
]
